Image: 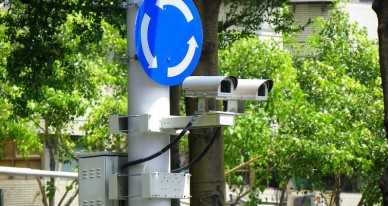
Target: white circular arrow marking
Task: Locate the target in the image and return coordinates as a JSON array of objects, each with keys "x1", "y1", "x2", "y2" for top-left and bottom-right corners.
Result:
[
  {"x1": 156, "y1": 0, "x2": 194, "y2": 22},
  {"x1": 141, "y1": 13, "x2": 158, "y2": 69},
  {"x1": 140, "y1": 0, "x2": 200, "y2": 77},
  {"x1": 168, "y1": 36, "x2": 198, "y2": 77}
]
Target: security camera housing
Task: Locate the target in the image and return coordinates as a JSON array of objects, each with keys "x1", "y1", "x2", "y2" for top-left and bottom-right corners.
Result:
[
  {"x1": 233, "y1": 79, "x2": 273, "y2": 100},
  {"x1": 182, "y1": 76, "x2": 238, "y2": 99}
]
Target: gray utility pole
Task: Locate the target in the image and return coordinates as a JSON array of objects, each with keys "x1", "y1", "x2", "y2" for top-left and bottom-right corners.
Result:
[{"x1": 126, "y1": 1, "x2": 170, "y2": 205}]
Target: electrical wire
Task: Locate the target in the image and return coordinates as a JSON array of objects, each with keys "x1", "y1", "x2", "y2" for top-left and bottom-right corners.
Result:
[
  {"x1": 119, "y1": 112, "x2": 200, "y2": 173},
  {"x1": 172, "y1": 127, "x2": 221, "y2": 173}
]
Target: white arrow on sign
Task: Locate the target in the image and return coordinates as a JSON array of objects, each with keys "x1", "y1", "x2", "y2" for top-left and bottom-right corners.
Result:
[
  {"x1": 141, "y1": 13, "x2": 158, "y2": 69},
  {"x1": 168, "y1": 36, "x2": 198, "y2": 77},
  {"x1": 156, "y1": 0, "x2": 194, "y2": 22}
]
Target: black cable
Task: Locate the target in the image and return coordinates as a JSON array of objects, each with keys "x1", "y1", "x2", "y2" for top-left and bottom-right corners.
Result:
[
  {"x1": 172, "y1": 127, "x2": 221, "y2": 173},
  {"x1": 119, "y1": 112, "x2": 200, "y2": 173}
]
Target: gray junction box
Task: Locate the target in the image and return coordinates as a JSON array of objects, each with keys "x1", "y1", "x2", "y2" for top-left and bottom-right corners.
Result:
[{"x1": 78, "y1": 152, "x2": 127, "y2": 206}]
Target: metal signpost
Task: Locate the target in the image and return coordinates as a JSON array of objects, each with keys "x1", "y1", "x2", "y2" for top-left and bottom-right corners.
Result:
[{"x1": 127, "y1": 0, "x2": 202, "y2": 205}]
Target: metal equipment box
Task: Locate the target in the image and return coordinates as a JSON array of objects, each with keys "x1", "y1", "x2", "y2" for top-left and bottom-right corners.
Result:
[
  {"x1": 141, "y1": 172, "x2": 191, "y2": 199},
  {"x1": 78, "y1": 152, "x2": 127, "y2": 206}
]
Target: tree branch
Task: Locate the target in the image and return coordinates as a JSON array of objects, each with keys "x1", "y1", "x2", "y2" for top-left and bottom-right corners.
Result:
[
  {"x1": 231, "y1": 187, "x2": 252, "y2": 206},
  {"x1": 219, "y1": 1, "x2": 270, "y2": 33},
  {"x1": 225, "y1": 155, "x2": 263, "y2": 176},
  {"x1": 63, "y1": 189, "x2": 79, "y2": 206},
  {"x1": 35, "y1": 176, "x2": 49, "y2": 206},
  {"x1": 58, "y1": 179, "x2": 77, "y2": 206}
]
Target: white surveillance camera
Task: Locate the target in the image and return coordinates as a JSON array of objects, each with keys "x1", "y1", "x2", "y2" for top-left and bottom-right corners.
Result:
[
  {"x1": 223, "y1": 79, "x2": 273, "y2": 113},
  {"x1": 233, "y1": 79, "x2": 273, "y2": 100},
  {"x1": 182, "y1": 76, "x2": 238, "y2": 99}
]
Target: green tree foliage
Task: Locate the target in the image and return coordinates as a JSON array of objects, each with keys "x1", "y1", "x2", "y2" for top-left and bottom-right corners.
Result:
[
  {"x1": 220, "y1": 37, "x2": 309, "y2": 204},
  {"x1": 1, "y1": 0, "x2": 124, "y2": 116},
  {"x1": 219, "y1": 5, "x2": 388, "y2": 205},
  {"x1": 0, "y1": 1, "x2": 127, "y2": 205},
  {"x1": 79, "y1": 22, "x2": 128, "y2": 152},
  {"x1": 0, "y1": 0, "x2": 126, "y2": 155},
  {"x1": 0, "y1": 19, "x2": 40, "y2": 155},
  {"x1": 0, "y1": 6, "x2": 41, "y2": 157},
  {"x1": 298, "y1": 7, "x2": 386, "y2": 205}
]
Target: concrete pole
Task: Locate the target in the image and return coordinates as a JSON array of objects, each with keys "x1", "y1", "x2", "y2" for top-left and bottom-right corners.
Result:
[{"x1": 126, "y1": 1, "x2": 171, "y2": 205}]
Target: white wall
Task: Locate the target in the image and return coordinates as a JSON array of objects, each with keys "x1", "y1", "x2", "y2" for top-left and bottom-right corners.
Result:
[
  {"x1": 0, "y1": 179, "x2": 78, "y2": 206},
  {"x1": 343, "y1": 2, "x2": 378, "y2": 40}
]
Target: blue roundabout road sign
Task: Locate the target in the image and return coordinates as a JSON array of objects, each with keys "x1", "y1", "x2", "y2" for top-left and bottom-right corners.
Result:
[{"x1": 134, "y1": 0, "x2": 203, "y2": 86}]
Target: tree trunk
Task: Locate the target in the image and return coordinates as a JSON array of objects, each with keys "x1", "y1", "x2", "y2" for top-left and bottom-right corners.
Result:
[
  {"x1": 357, "y1": 193, "x2": 366, "y2": 206},
  {"x1": 187, "y1": 1, "x2": 225, "y2": 206},
  {"x1": 35, "y1": 176, "x2": 49, "y2": 206},
  {"x1": 381, "y1": 168, "x2": 388, "y2": 206},
  {"x1": 170, "y1": 85, "x2": 181, "y2": 206},
  {"x1": 334, "y1": 174, "x2": 341, "y2": 206},
  {"x1": 372, "y1": 0, "x2": 388, "y2": 205},
  {"x1": 45, "y1": 121, "x2": 56, "y2": 206},
  {"x1": 279, "y1": 182, "x2": 288, "y2": 206}
]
